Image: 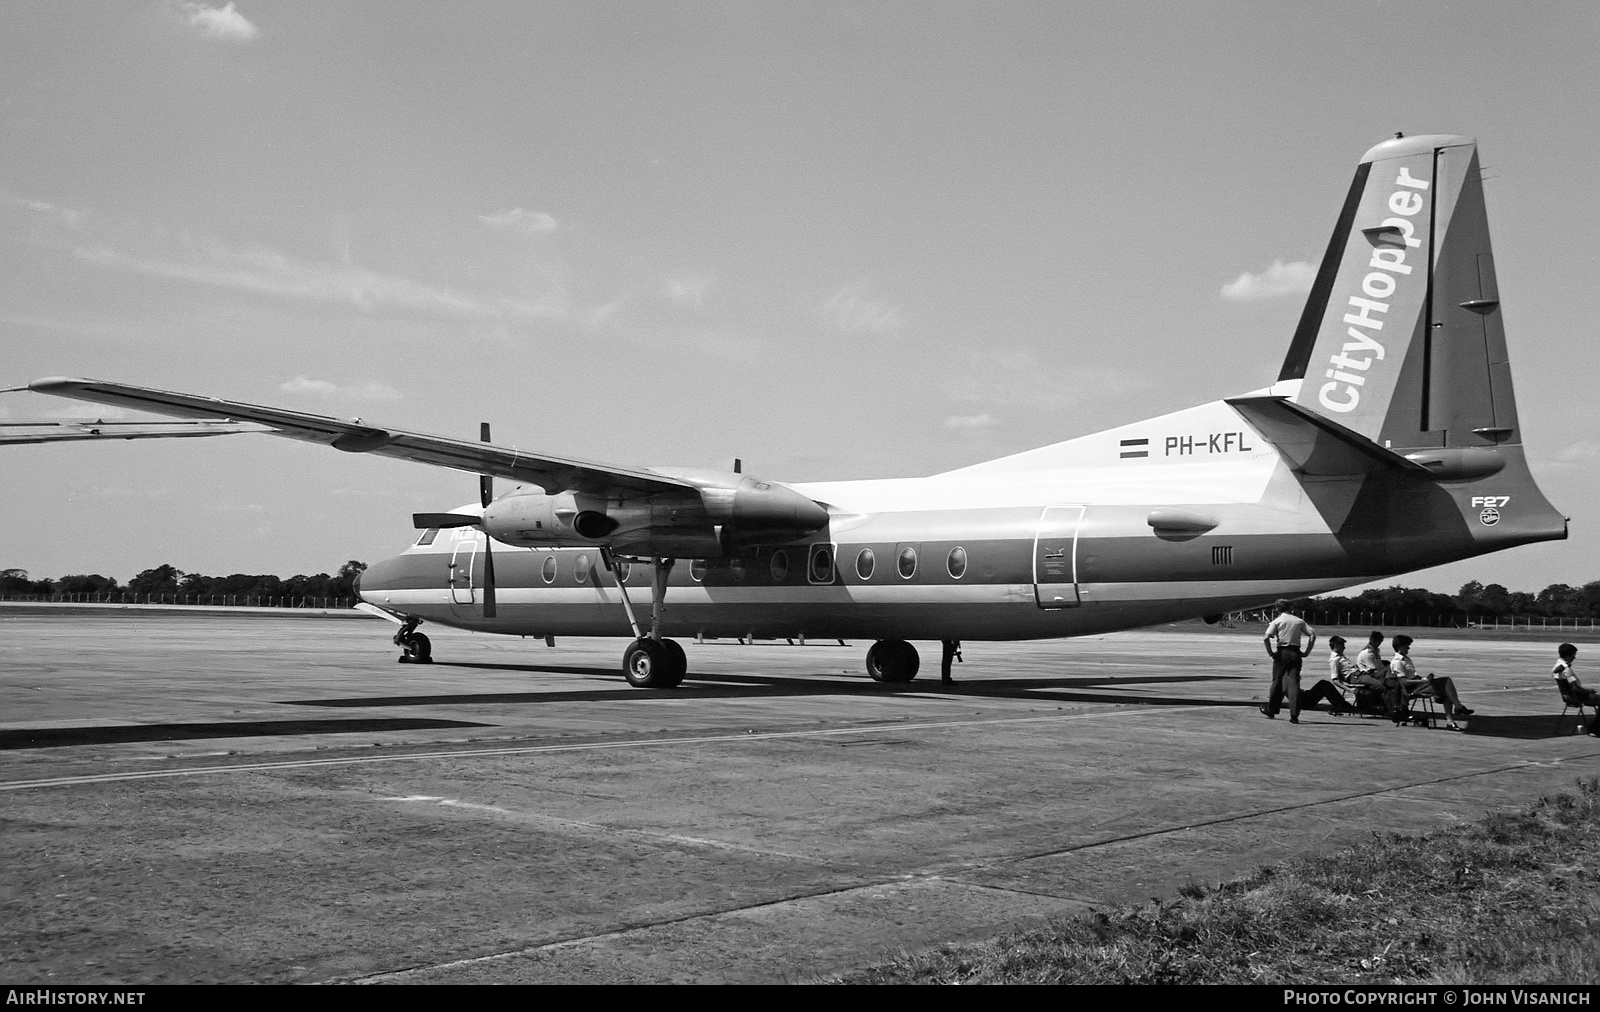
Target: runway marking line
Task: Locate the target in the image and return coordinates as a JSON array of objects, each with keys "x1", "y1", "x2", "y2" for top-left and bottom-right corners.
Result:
[{"x1": 0, "y1": 706, "x2": 1205, "y2": 792}]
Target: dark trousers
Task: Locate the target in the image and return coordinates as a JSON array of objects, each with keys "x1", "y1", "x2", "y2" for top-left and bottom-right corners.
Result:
[
  {"x1": 1299, "y1": 679, "x2": 1352, "y2": 713},
  {"x1": 1267, "y1": 646, "x2": 1303, "y2": 717}
]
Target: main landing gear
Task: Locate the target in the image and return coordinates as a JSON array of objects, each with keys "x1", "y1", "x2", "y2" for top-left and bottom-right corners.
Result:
[
  {"x1": 603, "y1": 549, "x2": 686, "y2": 689},
  {"x1": 394, "y1": 618, "x2": 432, "y2": 664},
  {"x1": 866, "y1": 639, "x2": 920, "y2": 683}
]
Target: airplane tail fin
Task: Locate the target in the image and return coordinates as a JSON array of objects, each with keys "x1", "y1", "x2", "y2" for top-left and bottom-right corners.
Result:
[{"x1": 1277, "y1": 134, "x2": 1519, "y2": 452}]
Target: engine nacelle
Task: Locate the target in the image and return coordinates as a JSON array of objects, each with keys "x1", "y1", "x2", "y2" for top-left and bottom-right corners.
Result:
[
  {"x1": 480, "y1": 491, "x2": 619, "y2": 547},
  {"x1": 477, "y1": 470, "x2": 830, "y2": 557}
]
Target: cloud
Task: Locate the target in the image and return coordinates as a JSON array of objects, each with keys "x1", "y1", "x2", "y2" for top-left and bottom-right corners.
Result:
[
  {"x1": 945, "y1": 413, "x2": 999, "y2": 431},
  {"x1": 661, "y1": 275, "x2": 710, "y2": 309},
  {"x1": 278, "y1": 377, "x2": 402, "y2": 402},
  {"x1": 44, "y1": 403, "x2": 129, "y2": 420},
  {"x1": 180, "y1": 2, "x2": 260, "y2": 40},
  {"x1": 951, "y1": 349, "x2": 1143, "y2": 410},
  {"x1": 479, "y1": 208, "x2": 559, "y2": 234},
  {"x1": 1534, "y1": 440, "x2": 1600, "y2": 473},
  {"x1": 73, "y1": 240, "x2": 570, "y2": 323},
  {"x1": 823, "y1": 286, "x2": 904, "y2": 335},
  {"x1": 1220, "y1": 259, "x2": 1316, "y2": 302},
  {"x1": 6, "y1": 191, "x2": 83, "y2": 229}
]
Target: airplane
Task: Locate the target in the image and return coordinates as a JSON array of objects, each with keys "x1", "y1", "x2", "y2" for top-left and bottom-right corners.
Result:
[{"x1": 8, "y1": 134, "x2": 1567, "y2": 688}]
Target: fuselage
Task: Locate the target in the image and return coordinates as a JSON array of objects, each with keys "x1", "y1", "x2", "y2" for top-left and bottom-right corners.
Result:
[{"x1": 358, "y1": 393, "x2": 1565, "y2": 642}]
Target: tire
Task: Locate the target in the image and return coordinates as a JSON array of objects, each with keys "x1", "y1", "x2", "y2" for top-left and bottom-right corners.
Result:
[
  {"x1": 624, "y1": 638, "x2": 678, "y2": 688},
  {"x1": 411, "y1": 632, "x2": 432, "y2": 663},
  {"x1": 659, "y1": 638, "x2": 687, "y2": 688},
  {"x1": 866, "y1": 639, "x2": 919, "y2": 683}
]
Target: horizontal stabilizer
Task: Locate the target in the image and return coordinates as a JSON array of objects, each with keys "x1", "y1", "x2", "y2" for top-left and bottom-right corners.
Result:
[{"x1": 1226, "y1": 395, "x2": 1435, "y2": 478}]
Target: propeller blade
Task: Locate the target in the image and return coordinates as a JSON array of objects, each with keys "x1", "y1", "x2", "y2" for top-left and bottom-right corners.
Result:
[
  {"x1": 478, "y1": 421, "x2": 496, "y2": 617},
  {"x1": 413, "y1": 512, "x2": 481, "y2": 529},
  {"x1": 481, "y1": 530, "x2": 496, "y2": 618},
  {"x1": 479, "y1": 422, "x2": 493, "y2": 508}
]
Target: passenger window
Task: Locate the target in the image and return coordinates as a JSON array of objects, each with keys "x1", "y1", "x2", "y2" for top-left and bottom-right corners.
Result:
[
  {"x1": 417, "y1": 528, "x2": 439, "y2": 546},
  {"x1": 947, "y1": 547, "x2": 968, "y2": 580},
  {"x1": 615, "y1": 561, "x2": 631, "y2": 582},
  {"x1": 809, "y1": 545, "x2": 833, "y2": 584},
  {"x1": 690, "y1": 559, "x2": 707, "y2": 583},
  {"x1": 856, "y1": 548, "x2": 875, "y2": 580},
  {"x1": 897, "y1": 546, "x2": 918, "y2": 579},
  {"x1": 575, "y1": 554, "x2": 592, "y2": 584},
  {"x1": 770, "y1": 550, "x2": 789, "y2": 582},
  {"x1": 541, "y1": 555, "x2": 557, "y2": 583},
  {"x1": 729, "y1": 558, "x2": 746, "y2": 582}
]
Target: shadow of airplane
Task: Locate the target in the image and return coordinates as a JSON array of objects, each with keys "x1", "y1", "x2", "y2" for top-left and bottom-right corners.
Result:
[
  {"x1": 282, "y1": 666, "x2": 1247, "y2": 710},
  {"x1": 0, "y1": 718, "x2": 491, "y2": 750},
  {"x1": 1462, "y1": 715, "x2": 1600, "y2": 741}
]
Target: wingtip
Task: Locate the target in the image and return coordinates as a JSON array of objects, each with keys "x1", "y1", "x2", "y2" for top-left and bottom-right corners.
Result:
[{"x1": 27, "y1": 376, "x2": 90, "y2": 393}]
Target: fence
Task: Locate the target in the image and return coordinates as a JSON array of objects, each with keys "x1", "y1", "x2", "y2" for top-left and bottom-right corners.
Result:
[
  {"x1": 0, "y1": 592, "x2": 355, "y2": 609},
  {"x1": 1230, "y1": 609, "x2": 1599, "y2": 631}
]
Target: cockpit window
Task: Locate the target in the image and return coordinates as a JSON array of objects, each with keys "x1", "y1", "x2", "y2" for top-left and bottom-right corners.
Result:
[{"x1": 416, "y1": 528, "x2": 439, "y2": 546}]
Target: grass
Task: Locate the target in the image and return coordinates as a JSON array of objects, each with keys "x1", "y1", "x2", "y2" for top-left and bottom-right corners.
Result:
[{"x1": 842, "y1": 778, "x2": 1600, "y2": 984}]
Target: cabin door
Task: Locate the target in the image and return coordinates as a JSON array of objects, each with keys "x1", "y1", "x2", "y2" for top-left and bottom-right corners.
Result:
[
  {"x1": 449, "y1": 538, "x2": 477, "y2": 605},
  {"x1": 1033, "y1": 505, "x2": 1086, "y2": 609}
]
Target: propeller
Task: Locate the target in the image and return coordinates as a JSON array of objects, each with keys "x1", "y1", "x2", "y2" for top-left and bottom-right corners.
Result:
[{"x1": 479, "y1": 422, "x2": 496, "y2": 618}]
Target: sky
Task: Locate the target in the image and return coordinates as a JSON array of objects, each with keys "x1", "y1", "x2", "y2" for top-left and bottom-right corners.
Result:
[{"x1": 1, "y1": 1, "x2": 1597, "y2": 594}]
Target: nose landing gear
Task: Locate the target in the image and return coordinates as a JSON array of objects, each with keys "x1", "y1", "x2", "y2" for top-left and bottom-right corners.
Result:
[{"x1": 394, "y1": 618, "x2": 432, "y2": 664}]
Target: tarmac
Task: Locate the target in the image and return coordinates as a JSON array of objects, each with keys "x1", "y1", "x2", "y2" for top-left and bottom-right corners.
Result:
[{"x1": 2, "y1": 605, "x2": 1597, "y2": 984}]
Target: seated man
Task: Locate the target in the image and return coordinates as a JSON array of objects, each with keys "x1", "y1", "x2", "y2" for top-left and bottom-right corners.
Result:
[
  {"x1": 1348, "y1": 630, "x2": 1405, "y2": 717},
  {"x1": 1391, "y1": 634, "x2": 1476, "y2": 730},
  {"x1": 1324, "y1": 635, "x2": 1366, "y2": 712},
  {"x1": 1553, "y1": 643, "x2": 1600, "y2": 736}
]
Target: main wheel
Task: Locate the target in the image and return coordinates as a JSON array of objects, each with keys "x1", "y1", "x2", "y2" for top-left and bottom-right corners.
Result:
[
  {"x1": 624, "y1": 638, "x2": 683, "y2": 688},
  {"x1": 660, "y1": 638, "x2": 687, "y2": 688},
  {"x1": 866, "y1": 639, "x2": 920, "y2": 683}
]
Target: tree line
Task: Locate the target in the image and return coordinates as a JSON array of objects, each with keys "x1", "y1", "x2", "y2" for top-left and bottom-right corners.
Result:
[
  {"x1": 1272, "y1": 580, "x2": 1600, "y2": 627},
  {"x1": 0, "y1": 561, "x2": 367, "y2": 608}
]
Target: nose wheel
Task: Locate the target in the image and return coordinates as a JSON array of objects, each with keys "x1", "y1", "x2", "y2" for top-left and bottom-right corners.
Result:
[{"x1": 394, "y1": 619, "x2": 432, "y2": 664}]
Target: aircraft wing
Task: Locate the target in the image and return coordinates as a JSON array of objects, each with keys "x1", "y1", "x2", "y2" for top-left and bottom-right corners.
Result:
[
  {"x1": 22, "y1": 377, "x2": 696, "y2": 498},
  {"x1": 0, "y1": 419, "x2": 263, "y2": 445},
  {"x1": 1225, "y1": 395, "x2": 1435, "y2": 478}
]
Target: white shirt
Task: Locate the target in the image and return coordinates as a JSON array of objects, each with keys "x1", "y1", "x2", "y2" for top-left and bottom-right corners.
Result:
[
  {"x1": 1265, "y1": 613, "x2": 1314, "y2": 652},
  {"x1": 1356, "y1": 645, "x2": 1384, "y2": 671}
]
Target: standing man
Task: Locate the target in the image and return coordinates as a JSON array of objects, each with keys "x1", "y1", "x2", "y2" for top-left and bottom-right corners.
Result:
[
  {"x1": 1262, "y1": 599, "x2": 1316, "y2": 723},
  {"x1": 940, "y1": 639, "x2": 962, "y2": 686}
]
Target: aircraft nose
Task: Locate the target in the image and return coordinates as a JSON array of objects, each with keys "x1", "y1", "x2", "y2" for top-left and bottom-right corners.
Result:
[{"x1": 357, "y1": 554, "x2": 409, "y2": 603}]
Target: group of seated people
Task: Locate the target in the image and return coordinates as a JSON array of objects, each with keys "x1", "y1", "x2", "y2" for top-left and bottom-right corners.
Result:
[
  {"x1": 1261, "y1": 611, "x2": 1477, "y2": 728},
  {"x1": 1322, "y1": 630, "x2": 1476, "y2": 729},
  {"x1": 1262, "y1": 602, "x2": 1596, "y2": 733}
]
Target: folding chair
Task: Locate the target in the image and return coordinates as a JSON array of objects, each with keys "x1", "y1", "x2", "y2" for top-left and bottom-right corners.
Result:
[
  {"x1": 1556, "y1": 679, "x2": 1592, "y2": 735},
  {"x1": 1404, "y1": 689, "x2": 1440, "y2": 728}
]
